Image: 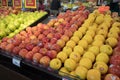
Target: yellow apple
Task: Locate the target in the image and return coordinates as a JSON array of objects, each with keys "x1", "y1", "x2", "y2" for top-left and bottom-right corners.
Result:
[
  {"x1": 70, "y1": 36, "x2": 80, "y2": 44},
  {"x1": 105, "y1": 37, "x2": 118, "y2": 48},
  {"x1": 73, "y1": 31, "x2": 83, "y2": 39},
  {"x1": 100, "y1": 45, "x2": 113, "y2": 55},
  {"x1": 69, "y1": 51, "x2": 81, "y2": 63},
  {"x1": 92, "y1": 40, "x2": 103, "y2": 47},
  {"x1": 88, "y1": 46, "x2": 100, "y2": 56},
  {"x1": 96, "y1": 52, "x2": 109, "y2": 64},
  {"x1": 79, "y1": 58, "x2": 92, "y2": 69},
  {"x1": 73, "y1": 45, "x2": 84, "y2": 55},
  {"x1": 64, "y1": 58, "x2": 77, "y2": 71},
  {"x1": 75, "y1": 66, "x2": 88, "y2": 79},
  {"x1": 78, "y1": 26, "x2": 87, "y2": 35},
  {"x1": 78, "y1": 39, "x2": 88, "y2": 49},
  {"x1": 50, "y1": 58, "x2": 62, "y2": 70},
  {"x1": 86, "y1": 30, "x2": 95, "y2": 38},
  {"x1": 56, "y1": 39, "x2": 65, "y2": 48},
  {"x1": 66, "y1": 40, "x2": 76, "y2": 49},
  {"x1": 62, "y1": 46, "x2": 72, "y2": 56},
  {"x1": 93, "y1": 61, "x2": 108, "y2": 74},
  {"x1": 94, "y1": 34, "x2": 105, "y2": 42},
  {"x1": 57, "y1": 51, "x2": 68, "y2": 63},
  {"x1": 59, "y1": 67, "x2": 69, "y2": 76},
  {"x1": 87, "y1": 69, "x2": 101, "y2": 80},
  {"x1": 83, "y1": 51, "x2": 95, "y2": 62},
  {"x1": 82, "y1": 34, "x2": 93, "y2": 44}
]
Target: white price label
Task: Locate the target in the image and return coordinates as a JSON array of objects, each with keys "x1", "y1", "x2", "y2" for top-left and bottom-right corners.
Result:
[{"x1": 12, "y1": 57, "x2": 21, "y2": 67}]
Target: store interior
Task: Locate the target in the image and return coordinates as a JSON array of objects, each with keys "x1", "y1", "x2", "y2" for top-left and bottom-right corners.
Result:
[{"x1": 0, "y1": 0, "x2": 120, "y2": 80}]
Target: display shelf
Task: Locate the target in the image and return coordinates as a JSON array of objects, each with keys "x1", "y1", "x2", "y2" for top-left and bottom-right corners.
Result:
[{"x1": 0, "y1": 49, "x2": 75, "y2": 80}]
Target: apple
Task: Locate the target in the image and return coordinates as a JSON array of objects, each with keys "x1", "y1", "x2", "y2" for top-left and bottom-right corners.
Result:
[
  {"x1": 25, "y1": 51, "x2": 34, "y2": 60},
  {"x1": 47, "y1": 33, "x2": 54, "y2": 39},
  {"x1": 12, "y1": 46, "x2": 21, "y2": 55},
  {"x1": 61, "y1": 35, "x2": 69, "y2": 42},
  {"x1": 1, "y1": 37, "x2": 9, "y2": 42},
  {"x1": 43, "y1": 30, "x2": 50, "y2": 36},
  {"x1": 38, "y1": 34, "x2": 45, "y2": 40},
  {"x1": 39, "y1": 48, "x2": 48, "y2": 55},
  {"x1": 109, "y1": 64, "x2": 120, "y2": 77},
  {"x1": 104, "y1": 74, "x2": 120, "y2": 80},
  {"x1": 30, "y1": 38, "x2": 39, "y2": 45},
  {"x1": 0, "y1": 42, "x2": 8, "y2": 50},
  {"x1": 46, "y1": 50, "x2": 57, "y2": 59},
  {"x1": 19, "y1": 49, "x2": 28, "y2": 58},
  {"x1": 110, "y1": 55, "x2": 120, "y2": 65},
  {"x1": 33, "y1": 53, "x2": 43, "y2": 63},
  {"x1": 25, "y1": 43, "x2": 35, "y2": 51},
  {"x1": 50, "y1": 38, "x2": 57, "y2": 44},
  {"x1": 50, "y1": 58, "x2": 62, "y2": 70},
  {"x1": 42, "y1": 37, "x2": 50, "y2": 43},
  {"x1": 32, "y1": 46, "x2": 40, "y2": 53},
  {"x1": 113, "y1": 46, "x2": 120, "y2": 55},
  {"x1": 19, "y1": 43, "x2": 27, "y2": 49},
  {"x1": 56, "y1": 39, "x2": 65, "y2": 48},
  {"x1": 5, "y1": 43, "x2": 15, "y2": 52},
  {"x1": 54, "y1": 33, "x2": 62, "y2": 39},
  {"x1": 44, "y1": 43, "x2": 53, "y2": 50},
  {"x1": 37, "y1": 41, "x2": 44, "y2": 48},
  {"x1": 64, "y1": 30, "x2": 73, "y2": 37},
  {"x1": 51, "y1": 44, "x2": 61, "y2": 52},
  {"x1": 12, "y1": 38, "x2": 22, "y2": 46},
  {"x1": 39, "y1": 56, "x2": 50, "y2": 67}
]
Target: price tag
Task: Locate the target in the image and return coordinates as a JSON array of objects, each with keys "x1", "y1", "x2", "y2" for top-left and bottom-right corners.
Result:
[
  {"x1": 62, "y1": 78, "x2": 69, "y2": 80},
  {"x1": 12, "y1": 57, "x2": 21, "y2": 67}
]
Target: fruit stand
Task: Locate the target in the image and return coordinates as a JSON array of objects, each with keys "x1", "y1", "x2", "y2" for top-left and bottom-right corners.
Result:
[{"x1": 0, "y1": 2, "x2": 120, "y2": 80}]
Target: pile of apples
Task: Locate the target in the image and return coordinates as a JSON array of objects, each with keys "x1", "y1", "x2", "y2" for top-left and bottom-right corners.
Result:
[
  {"x1": 104, "y1": 22, "x2": 120, "y2": 79},
  {"x1": 0, "y1": 11, "x2": 47, "y2": 39},
  {"x1": 49, "y1": 10, "x2": 120, "y2": 80},
  {"x1": 0, "y1": 7, "x2": 20, "y2": 18},
  {"x1": 0, "y1": 6, "x2": 89, "y2": 67}
]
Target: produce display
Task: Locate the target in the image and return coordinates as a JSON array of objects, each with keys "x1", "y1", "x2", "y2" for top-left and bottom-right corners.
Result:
[
  {"x1": 50, "y1": 10, "x2": 120, "y2": 79},
  {"x1": 0, "y1": 11, "x2": 47, "y2": 39},
  {"x1": 0, "y1": 5, "x2": 120, "y2": 80}
]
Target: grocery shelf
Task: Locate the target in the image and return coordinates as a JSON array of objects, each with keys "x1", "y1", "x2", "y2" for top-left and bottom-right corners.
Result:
[{"x1": 0, "y1": 49, "x2": 74, "y2": 80}]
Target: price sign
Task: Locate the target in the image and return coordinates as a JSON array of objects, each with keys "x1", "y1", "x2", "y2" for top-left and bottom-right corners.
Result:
[
  {"x1": 12, "y1": 57, "x2": 22, "y2": 67},
  {"x1": 25, "y1": 0, "x2": 36, "y2": 8},
  {"x1": 13, "y1": 0, "x2": 22, "y2": 8},
  {"x1": 1, "y1": 0, "x2": 8, "y2": 7}
]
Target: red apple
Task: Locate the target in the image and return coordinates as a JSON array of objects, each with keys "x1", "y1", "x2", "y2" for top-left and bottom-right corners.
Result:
[
  {"x1": 54, "y1": 33, "x2": 62, "y2": 39},
  {"x1": 0, "y1": 42, "x2": 7, "y2": 50},
  {"x1": 113, "y1": 46, "x2": 120, "y2": 55},
  {"x1": 44, "y1": 43, "x2": 53, "y2": 50},
  {"x1": 50, "y1": 38, "x2": 57, "y2": 44},
  {"x1": 19, "y1": 43, "x2": 27, "y2": 49},
  {"x1": 46, "y1": 50, "x2": 57, "y2": 59},
  {"x1": 39, "y1": 56, "x2": 50, "y2": 67},
  {"x1": 51, "y1": 44, "x2": 61, "y2": 52},
  {"x1": 20, "y1": 31, "x2": 27, "y2": 37},
  {"x1": 42, "y1": 37, "x2": 50, "y2": 43},
  {"x1": 109, "y1": 64, "x2": 120, "y2": 77},
  {"x1": 39, "y1": 48, "x2": 48, "y2": 55},
  {"x1": 64, "y1": 30, "x2": 73, "y2": 37},
  {"x1": 25, "y1": 51, "x2": 34, "y2": 60},
  {"x1": 25, "y1": 43, "x2": 35, "y2": 51},
  {"x1": 7, "y1": 38, "x2": 14, "y2": 44},
  {"x1": 33, "y1": 53, "x2": 43, "y2": 63},
  {"x1": 30, "y1": 35, "x2": 37, "y2": 40},
  {"x1": 19, "y1": 49, "x2": 28, "y2": 58},
  {"x1": 1, "y1": 37, "x2": 9, "y2": 42},
  {"x1": 33, "y1": 31, "x2": 40, "y2": 37},
  {"x1": 110, "y1": 55, "x2": 120, "y2": 65},
  {"x1": 37, "y1": 41, "x2": 44, "y2": 47},
  {"x1": 32, "y1": 46, "x2": 40, "y2": 53},
  {"x1": 104, "y1": 74, "x2": 120, "y2": 80},
  {"x1": 47, "y1": 33, "x2": 54, "y2": 39},
  {"x1": 12, "y1": 38, "x2": 22, "y2": 46},
  {"x1": 38, "y1": 34, "x2": 45, "y2": 40},
  {"x1": 12, "y1": 46, "x2": 21, "y2": 55},
  {"x1": 30, "y1": 38, "x2": 39, "y2": 45},
  {"x1": 5, "y1": 43, "x2": 15, "y2": 52},
  {"x1": 43, "y1": 30, "x2": 50, "y2": 36}
]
